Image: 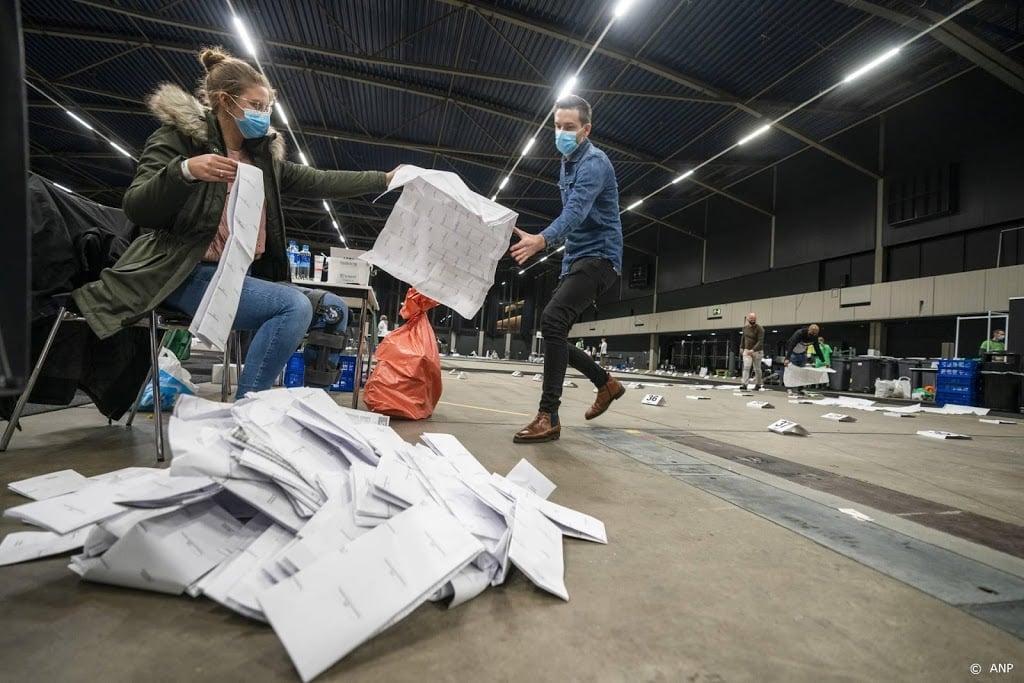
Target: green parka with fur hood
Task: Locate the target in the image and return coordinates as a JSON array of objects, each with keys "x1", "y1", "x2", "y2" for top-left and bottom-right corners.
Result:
[{"x1": 73, "y1": 83, "x2": 387, "y2": 339}]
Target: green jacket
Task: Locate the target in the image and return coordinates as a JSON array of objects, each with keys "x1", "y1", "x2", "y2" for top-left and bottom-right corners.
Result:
[{"x1": 73, "y1": 83, "x2": 387, "y2": 339}]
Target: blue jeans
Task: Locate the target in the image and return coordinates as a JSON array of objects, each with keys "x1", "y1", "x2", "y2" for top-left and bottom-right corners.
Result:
[
  {"x1": 163, "y1": 263, "x2": 348, "y2": 398},
  {"x1": 788, "y1": 353, "x2": 808, "y2": 367}
]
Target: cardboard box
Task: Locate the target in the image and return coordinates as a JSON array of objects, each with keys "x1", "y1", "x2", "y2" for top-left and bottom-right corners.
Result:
[{"x1": 327, "y1": 248, "x2": 371, "y2": 286}]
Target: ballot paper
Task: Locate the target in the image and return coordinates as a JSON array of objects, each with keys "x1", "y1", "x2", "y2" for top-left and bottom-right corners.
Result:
[
  {"x1": 508, "y1": 499, "x2": 568, "y2": 601},
  {"x1": 506, "y1": 459, "x2": 556, "y2": 499},
  {"x1": 4, "y1": 470, "x2": 160, "y2": 534},
  {"x1": 0, "y1": 526, "x2": 93, "y2": 566},
  {"x1": 447, "y1": 563, "x2": 492, "y2": 609},
  {"x1": 363, "y1": 165, "x2": 517, "y2": 319},
  {"x1": 72, "y1": 501, "x2": 243, "y2": 595},
  {"x1": 8, "y1": 469, "x2": 88, "y2": 500},
  {"x1": 189, "y1": 163, "x2": 265, "y2": 351},
  {"x1": 113, "y1": 471, "x2": 221, "y2": 508},
  {"x1": 783, "y1": 365, "x2": 832, "y2": 388},
  {"x1": 259, "y1": 503, "x2": 484, "y2": 682},
  {"x1": 916, "y1": 430, "x2": 972, "y2": 440}
]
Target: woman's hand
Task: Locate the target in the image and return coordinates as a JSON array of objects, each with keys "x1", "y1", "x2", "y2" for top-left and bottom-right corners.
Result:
[{"x1": 185, "y1": 154, "x2": 238, "y2": 183}]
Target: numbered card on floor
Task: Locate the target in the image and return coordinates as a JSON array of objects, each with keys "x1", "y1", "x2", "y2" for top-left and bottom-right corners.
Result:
[
  {"x1": 979, "y1": 418, "x2": 1016, "y2": 425},
  {"x1": 747, "y1": 401, "x2": 774, "y2": 409},
  {"x1": 884, "y1": 412, "x2": 915, "y2": 418},
  {"x1": 767, "y1": 418, "x2": 809, "y2": 435},
  {"x1": 641, "y1": 394, "x2": 665, "y2": 406},
  {"x1": 511, "y1": 371, "x2": 523, "y2": 377},
  {"x1": 532, "y1": 374, "x2": 543, "y2": 382},
  {"x1": 685, "y1": 395, "x2": 710, "y2": 400},
  {"x1": 821, "y1": 413, "x2": 855, "y2": 422}
]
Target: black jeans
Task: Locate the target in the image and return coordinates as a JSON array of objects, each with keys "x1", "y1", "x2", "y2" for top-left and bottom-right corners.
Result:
[{"x1": 539, "y1": 257, "x2": 619, "y2": 414}]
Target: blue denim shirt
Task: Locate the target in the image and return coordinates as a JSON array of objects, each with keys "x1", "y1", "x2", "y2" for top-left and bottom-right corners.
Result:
[{"x1": 540, "y1": 139, "x2": 623, "y2": 277}]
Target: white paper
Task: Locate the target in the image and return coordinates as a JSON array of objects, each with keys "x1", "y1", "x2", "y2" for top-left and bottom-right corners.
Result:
[
  {"x1": 916, "y1": 430, "x2": 971, "y2": 440},
  {"x1": 363, "y1": 165, "x2": 517, "y2": 318},
  {"x1": 0, "y1": 526, "x2": 93, "y2": 566},
  {"x1": 783, "y1": 365, "x2": 832, "y2": 388},
  {"x1": 189, "y1": 163, "x2": 265, "y2": 351},
  {"x1": 506, "y1": 459, "x2": 556, "y2": 499},
  {"x1": 258, "y1": 503, "x2": 484, "y2": 682},
  {"x1": 508, "y1": 500, "x2": 568, "y2": 601},
  {"x1": 7, "y1": 469, "x2": 89, "y2": 500}
]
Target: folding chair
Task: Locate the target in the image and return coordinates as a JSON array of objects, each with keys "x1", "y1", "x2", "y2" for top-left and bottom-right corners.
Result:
[{"x1": 1, "y1": 304, "x2": 240, "y2": 462}]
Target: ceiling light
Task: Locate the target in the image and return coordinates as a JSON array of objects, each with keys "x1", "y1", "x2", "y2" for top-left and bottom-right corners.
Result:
[
  {"x1": 298, "y1": 151, "x2": 309, "y2": 166},
  {"x1": 332, "y1": 220, "x2": 339, "y2": 230},
  {"x1": 232, "y1": 16, "x2": 257, "y2": 57},
  {"x1": 737, "y1": 124, "x2": 771, "y2": 145},
  {"x1": 557, "y1": 76, "x2": 577, "y2": 100},
  {"x1": 626, "y1": 199, "x2": 643, "y2": 211},
  {"x1": 613, "y1": 0, "x2": 637, "y2": 18},
  {"x1": 53, "y1": 182, "x2": 72, "y2": 193},
  {"x1": 322, "y1": 200, "x2": 330, "y2": 212},
  {"x1": 672, "y1": 170, "x2": 694, "y2": 184},
  {"x1": 518, "y1": 269, "x2": 525, "y2": 275},
  {"x1": 521, "y1": 138, "x2": 535, "y2": 156},
  {"x1": 66, "y1": 111, "x2": 94, "y2": 131},
  {"x1": 843, "y1": 48, "x2": 900, "y2": 84},
  {"x1": 490, "y1": 195, "x2": 497, "y2": 202},
  {"x1": 110, "y1": 142, "x2": 132, "y2": 157},
  {"x1": 275, "y1": 103, "x2": 289, "y2": 126},
  {"x1": 556, "y1": 245, "x2": 565, "y2": 252},
  {"x1": 499, "y1": 176, "x2": 509, "y2": 189}
]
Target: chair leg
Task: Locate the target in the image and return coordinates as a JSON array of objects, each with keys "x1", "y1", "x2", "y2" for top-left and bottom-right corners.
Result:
[
  {"x1": 124, "y1": 368, "x2": 152, "y2": 428},
  {"x1": 1, "y1": 309, "x2": 67, "y2": 452},
  {"x1": 221, "y1": 332, "x2": 232, "y2": 402},
  {"x1": 148, "y1": 311, "x2": 165, "y2": 463}
]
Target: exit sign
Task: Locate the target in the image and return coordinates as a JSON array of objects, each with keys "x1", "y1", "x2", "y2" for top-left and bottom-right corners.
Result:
[{"x1": 707, "y1": 306, "x2": 722, "y2": 319}]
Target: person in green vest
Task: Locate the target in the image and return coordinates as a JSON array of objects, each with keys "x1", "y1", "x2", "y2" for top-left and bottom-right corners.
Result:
[
  {"x1": 814, "y1": 336, "x2": 833, "y2": 368},
  {"x1": 979, "y1": 329, "x2": 1006, "y2": 355}
]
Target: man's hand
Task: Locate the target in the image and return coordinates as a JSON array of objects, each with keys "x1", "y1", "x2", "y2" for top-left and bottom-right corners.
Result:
[
  {"x1": 385, "y1": 165, "x2": 405, "y2": 185},
  {"x1": 509, "y1": 227, "x2": 546, "y2": 265}
]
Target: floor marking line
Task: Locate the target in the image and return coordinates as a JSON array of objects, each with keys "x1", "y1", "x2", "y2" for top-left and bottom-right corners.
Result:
[{"x1": 437, "y1": 401, "x2": 530, "y2": 417}]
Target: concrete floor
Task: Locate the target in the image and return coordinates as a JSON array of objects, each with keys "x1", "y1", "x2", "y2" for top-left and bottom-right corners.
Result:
[{"x1": 1, "y1": 359, "x2": 1022, "y2": 682}]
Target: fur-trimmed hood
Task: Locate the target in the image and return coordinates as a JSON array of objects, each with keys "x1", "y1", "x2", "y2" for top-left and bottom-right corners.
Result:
[{"x1": 146, "y1": 82, "x2": 285, "y2": 160}]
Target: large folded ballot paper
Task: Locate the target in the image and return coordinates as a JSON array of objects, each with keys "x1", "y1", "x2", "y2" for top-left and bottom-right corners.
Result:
[{"x1": 363, "y1": 165, "x2": 517, "y2": 319}]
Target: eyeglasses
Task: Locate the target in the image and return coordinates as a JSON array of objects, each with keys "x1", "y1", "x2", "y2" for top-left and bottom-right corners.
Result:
[{"x1": 229, "y1": 93, "x2": 273, "y2": 113}]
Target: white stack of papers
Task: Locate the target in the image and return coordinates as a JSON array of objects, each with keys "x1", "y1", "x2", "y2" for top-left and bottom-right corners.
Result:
[{"x1": 0, "y1": 387, "x2": 608, "y2": 681}]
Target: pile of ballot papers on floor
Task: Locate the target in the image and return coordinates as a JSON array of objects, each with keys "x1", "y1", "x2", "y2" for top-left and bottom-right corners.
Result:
[{"x1": 0, "y1": 387, "x2": 607, "y2": 682}]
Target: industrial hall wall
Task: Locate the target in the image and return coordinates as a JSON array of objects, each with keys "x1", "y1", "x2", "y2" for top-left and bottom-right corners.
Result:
[{"x1": 598, "y1": 68, "x2": 1024, "y2": 321}]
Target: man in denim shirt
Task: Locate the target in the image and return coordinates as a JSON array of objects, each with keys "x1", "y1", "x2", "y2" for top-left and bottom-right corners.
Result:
[{"x1": 509, "y1": 95, "x2": 624, "y2": 443}]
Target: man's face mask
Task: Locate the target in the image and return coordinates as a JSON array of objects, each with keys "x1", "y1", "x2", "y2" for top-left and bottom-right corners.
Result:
[{"x1": 555, "y1": 130, "x2": 579, "y2": 156}]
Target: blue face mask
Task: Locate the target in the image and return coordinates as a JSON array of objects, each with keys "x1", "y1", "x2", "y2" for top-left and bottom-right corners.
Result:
[
  {"x1": 234, "y1": 108, "x2": 271, "y2": 139},
  {"x1": 555, "y1": 130, "x2": 579, "y2": 156}
]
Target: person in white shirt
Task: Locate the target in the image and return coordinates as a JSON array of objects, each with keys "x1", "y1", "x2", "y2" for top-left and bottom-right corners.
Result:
[
  {"x1": 599, "y1": 338, "x2": 608, "y2": 365},
  {"x1": 377, "y1": 314, "x2": 389, "y2": 339}
]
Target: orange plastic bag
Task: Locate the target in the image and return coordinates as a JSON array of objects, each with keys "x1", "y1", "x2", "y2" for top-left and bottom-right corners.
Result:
[{"x1": 363, "y1": 288, "x2": 442, "y2": 419}]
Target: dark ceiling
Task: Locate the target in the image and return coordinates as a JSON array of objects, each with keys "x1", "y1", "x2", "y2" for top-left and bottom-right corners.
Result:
[{"x1": 19, "y1": 0, "x2": 1024, "y2": 279}]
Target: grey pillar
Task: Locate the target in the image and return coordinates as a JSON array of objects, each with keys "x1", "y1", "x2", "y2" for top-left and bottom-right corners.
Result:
[
  {"x1": 505, "y1": 332, "x2": 512, "y2": 359},
  {"x1": 477, "y1": 330, "x2": 485, "y2": 357},
  {"x1": 648, "y1": 333, "x2": 658, "y2": 371}
]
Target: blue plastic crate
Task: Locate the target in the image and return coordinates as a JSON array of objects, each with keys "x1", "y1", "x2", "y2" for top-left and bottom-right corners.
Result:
[
  {"x1": 934, "y1": 391, "x2": 979, "y2": 407},
  {"x1": 936, "y1": 375, "x2": 980, "y2": 390},
  {"x1": 328, "y1": 356, "x2": 358, "y2": 392},
  {"x1": 937, "y1": 359, "x2": 980, "y2": 372},
  {"x1": 937, "y1": 367, "x2": 979, "y2": 379}
]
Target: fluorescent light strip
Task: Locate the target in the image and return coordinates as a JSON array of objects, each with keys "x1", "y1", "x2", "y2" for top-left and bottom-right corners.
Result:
[
  {"x1": 275, "y1": 102, "x2": 289, "y2": 126},
  {"x1": 232, "y1": 15, "x2": 257, "y2": 56},
  {"x1": 322, "y1": 200, "x2": 330, "y2": 212},
  {"x1": 298, "y1": 151, "x2": 309, "y2": 166},
  {"x1": 110, "y1": 142, "x2": 132, "y2": 157},
  {"x1": 66, "y1": 111, "x2": 94, "y2": 131},
  {"x1": 557, "y1": 76, "x2": 577, "y2": 100},
  {"x1": 613, "y1": 0, "x2": 636, "y2": 18},
  {"x1": 843, "y1": 48, "x2": 900, "y2": 84},
  {"x1": 499, "y1": 176, "x2": 509, "y2": 189},
  {"x1": 53, "y1": 183, "x2": 73, "y2": 193},
  {"x1": 521, "y1": 137, "x2": 535, "y2": 156},
  {"x1": 626, "y1": 199, "x2": 643, "y2": 211},
  {"x1": 737, "y1": 124, "x2": 771, "y2": 145},
  {"x1": 672, "y1": 170, "x2": 694, "y2": 184}
]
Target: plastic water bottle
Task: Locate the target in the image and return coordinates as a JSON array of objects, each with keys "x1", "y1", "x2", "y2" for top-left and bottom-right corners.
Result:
[
  {"x1": 299, "y1": 244, "x2": 312, "y2": 280},
  {"x1": 287, "y1": 240, "x2": 299, "y2": 280},
  {"x1": 283, "y1": 350, "x2": 305, "y2": 387}
]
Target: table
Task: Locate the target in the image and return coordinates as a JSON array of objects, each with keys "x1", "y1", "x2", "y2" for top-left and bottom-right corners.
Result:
[{"x1": 293, "y1": 279, "x2": 378, "y2": 408}]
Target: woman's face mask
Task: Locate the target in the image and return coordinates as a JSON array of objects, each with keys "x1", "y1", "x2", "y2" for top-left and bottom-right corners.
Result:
[{"x1": 228, "y1": 94, "x2": 271, "y2": 139}]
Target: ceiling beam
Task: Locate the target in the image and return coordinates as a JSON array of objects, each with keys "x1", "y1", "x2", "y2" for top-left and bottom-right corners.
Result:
[{"x1": 837, "y1": 0, "x2": 1024, "y2": 95}]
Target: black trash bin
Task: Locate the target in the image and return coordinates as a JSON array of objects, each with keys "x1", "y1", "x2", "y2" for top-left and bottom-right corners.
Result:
[
  {"x1": 850, "y1": 356, "x2": 882, "y2": 393},
  {"x1": 982, "y1": 352, "x2": 1021, "y2": 372},
  {"x1": 981, "y1": 372, "x2": 1023, "y2": 412},
  {"x1": 829, "y1": 357, "x2": 851, "y2": 392},
  {"x1": 879, "y1": 358, "x2": 898, "y2": 380},
  {"x1": 898, "y1": 358, "x2": 922, "y2": 379}
]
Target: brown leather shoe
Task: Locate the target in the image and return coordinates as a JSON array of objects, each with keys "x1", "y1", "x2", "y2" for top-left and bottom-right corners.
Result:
[
  {"x1": 585, "y1": 376, "x2": 625, "y2": 420},
  {"x1": 513, "y1": 412, "x2": 561, "y2": 443}
]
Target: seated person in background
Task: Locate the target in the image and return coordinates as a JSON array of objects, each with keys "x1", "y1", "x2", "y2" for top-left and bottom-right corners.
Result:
[
  {"x1": 73, "y1": 46, "x2": 401, "y2": 398},
  {"x1": 980, "y1": 329, "x2": 1005, "y2": 355},
  {"x1": 783, "y1": 324, "x2": 821, "y2": 368}
]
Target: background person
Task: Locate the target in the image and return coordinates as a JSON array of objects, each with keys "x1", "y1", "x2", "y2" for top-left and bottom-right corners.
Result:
[
  {"x1": 377, "y1": 314, "x2": 389, "y2": 339},
  {"x1": 599, "y1": 337, "x2": 608, "y2": 365},
  {"x1": 739, "y1": 312, "x2": 764, "y2": 389},
  {"x1": 980, "y1": 329, "x2": 1006, "y2": 355},
  {"x1": 72, "y1": 46, "x2": 401, "y2": 398},
  {"x1": 784, "y1": 324, "x2": 821, "y2": 368},
  {"x1": 509, "y1": 95, "x2": 623, "y2": 444}
]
